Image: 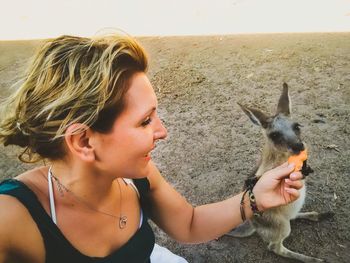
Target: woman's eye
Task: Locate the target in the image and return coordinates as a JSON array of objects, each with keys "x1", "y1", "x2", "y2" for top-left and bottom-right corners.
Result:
[{"x1": 141, "y1": 117, "x2": 152, "y2": 126}]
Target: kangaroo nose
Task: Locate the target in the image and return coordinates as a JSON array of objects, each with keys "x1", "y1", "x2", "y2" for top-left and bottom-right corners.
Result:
[{"x1": 291, "y1": 142, "x2": 305, "y2": 154}]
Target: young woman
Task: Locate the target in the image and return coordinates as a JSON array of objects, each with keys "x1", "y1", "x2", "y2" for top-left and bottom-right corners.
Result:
[{"x1": 0, "y1": 34, "x2": 303, "y2": 263}]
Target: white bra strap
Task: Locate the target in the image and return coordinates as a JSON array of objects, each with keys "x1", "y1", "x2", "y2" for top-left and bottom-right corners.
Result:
[
  {"x1": 122, "y1": 178, "x2": 140, "y2": 198},
  {"x1": 122, "y1": 178, "x2": 143, "y2": 228},
  {"x1": 48, "y1": 167, "x2": 58, "y2": 225},
  {"x1": 139, "y1": 209, "x2": 143, "y2": 228}
]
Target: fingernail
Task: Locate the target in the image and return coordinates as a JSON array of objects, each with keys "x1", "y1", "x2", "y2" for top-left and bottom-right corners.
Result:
[
  {"x1": 285, "y1": 187, "x2": 293, "y2": 193},
  {"x1": 288, "y1": 163, "x2": 295, "y2": 169},
  {"x1": 290, "y1": 173, "x2": 298, "y2": 180}
]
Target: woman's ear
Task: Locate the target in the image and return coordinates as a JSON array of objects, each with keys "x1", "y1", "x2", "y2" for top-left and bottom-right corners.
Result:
[{"x1": 64, "y1": 124, "x2": 95, "y2": 162}]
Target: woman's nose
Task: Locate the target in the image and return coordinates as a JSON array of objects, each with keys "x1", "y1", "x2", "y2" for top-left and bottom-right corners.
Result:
[{"x1": 154, "y1": 118, "x2": 167, "y2": 140}]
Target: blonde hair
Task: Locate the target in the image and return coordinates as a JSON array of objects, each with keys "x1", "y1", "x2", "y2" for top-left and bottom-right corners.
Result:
[{"x1": 0, "y1": 34, "x2": 148, "y2": 163}]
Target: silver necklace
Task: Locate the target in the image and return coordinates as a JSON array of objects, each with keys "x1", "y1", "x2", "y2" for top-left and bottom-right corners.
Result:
[{"x1": 49, "y1": 169, "x2": 127, "y2": 229}]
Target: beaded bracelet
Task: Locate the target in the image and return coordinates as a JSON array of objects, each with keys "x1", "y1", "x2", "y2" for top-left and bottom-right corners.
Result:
[
  {"x1": 240, "y1": 177, "x2": 263, "y2": 220},
  {"x1": 247, "y1": 188, "x2": 263, "y2": 217}
]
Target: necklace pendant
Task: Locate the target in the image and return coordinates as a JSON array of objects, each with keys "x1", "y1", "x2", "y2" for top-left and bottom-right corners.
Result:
[{"x1": 119, "y1": 215, "x2": 127, "y2": 229}]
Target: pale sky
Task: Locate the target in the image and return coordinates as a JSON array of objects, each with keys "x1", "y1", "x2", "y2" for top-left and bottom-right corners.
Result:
[{"x1": 1, "y1": 0, "x2": 350, "y2": 40}]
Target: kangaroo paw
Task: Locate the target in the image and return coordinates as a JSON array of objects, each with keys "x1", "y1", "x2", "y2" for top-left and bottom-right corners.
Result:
[
  {"x1": 268, "y1": 242, "x2": 325, "y2": 263},
  {"x1": 296, "y1": 211, "x2": 334, "y2": 222},
  {"x1": 319, "y1": 211, "x2": 335, "y2": 220},
  {"x1": 225, "y1": 220, "x2": 255, "y2": 238}
]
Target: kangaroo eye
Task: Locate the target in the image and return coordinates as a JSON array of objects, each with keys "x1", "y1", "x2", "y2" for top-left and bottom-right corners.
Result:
[
  {"x1": 293, "y1": 123, "x2": 302, "y2": 131},
  {"x1": 269, "y1": 132, "x2": 281, "y2": 140}
]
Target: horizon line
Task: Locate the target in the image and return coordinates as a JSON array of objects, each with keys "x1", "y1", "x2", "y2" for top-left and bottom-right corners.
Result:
[{"x1": 1, "y1": 30, "x2": 350, "y2": 42}]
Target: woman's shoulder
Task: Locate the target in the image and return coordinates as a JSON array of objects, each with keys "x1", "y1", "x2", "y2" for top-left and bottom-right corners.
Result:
[
  {"x1": 0, "y1": 193, "x2": 45, "y2": 263},
  {"x1": 0, "y1": 166, "x2": 45, "y2": 225},
  {"x1": 0, "y1": 166, "x2": 49, "y2": 230},
  {"x1": 0, "y1": 168, "x2": 47, "y2": 262},
  {"x1": 1, "y1": 165, "x2": 47, "y2": 197},
  {"x1": 0, "y1": 193, "x2": 22, "y2": 262},
  {"x1": 14, "y1": 166, "x2": 47, "y2": 183},
  {"x1": 0, "y1": 191, "x2": 30, "y2": 223},
  {"x1": 14, "y1": 166, "x2": 49, "y2": 199},
  {"x1": 0, "y1": 192, "x2": 34, "y2": 246}
]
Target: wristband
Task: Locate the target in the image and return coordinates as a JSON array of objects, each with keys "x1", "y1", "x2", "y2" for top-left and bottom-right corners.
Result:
[
  {"x1": 242, "y1": 177, "x2": 263, "y2": 218},
  {"x1": 248, "y1": 188, "x2": 263, "y2": 217},
  {"x1": 240, "y1": 189, "x2": 249, "y2": 222}
]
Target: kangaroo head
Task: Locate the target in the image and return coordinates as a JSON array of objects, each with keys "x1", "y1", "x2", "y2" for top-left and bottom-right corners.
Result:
[{"x1": 239, "y1": 83, "x2": 304, "y2": 155}]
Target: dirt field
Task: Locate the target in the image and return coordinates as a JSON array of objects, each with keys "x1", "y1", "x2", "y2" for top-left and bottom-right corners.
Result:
[{"x1": 0, "y1": 33, "x2": 349, "y2": 262}]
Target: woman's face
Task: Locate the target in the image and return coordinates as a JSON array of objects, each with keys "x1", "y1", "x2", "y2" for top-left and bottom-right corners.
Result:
[{"x1": 94, "y1": 72, "x2": 167, "y2": 178}]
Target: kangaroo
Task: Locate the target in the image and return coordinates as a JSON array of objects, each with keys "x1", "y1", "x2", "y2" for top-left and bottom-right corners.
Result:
[{"x1": 227, "y1": 83, "x2": 332, "y2": 263}]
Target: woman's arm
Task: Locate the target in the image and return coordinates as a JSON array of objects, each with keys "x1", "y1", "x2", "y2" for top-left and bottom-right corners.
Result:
[{"x1": 147, "y1": 161, "x2": 302, "y2": 244}]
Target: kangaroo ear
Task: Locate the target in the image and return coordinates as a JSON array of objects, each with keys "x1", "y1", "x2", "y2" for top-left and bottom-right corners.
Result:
[
  {"x1": 238, "y1": 103, "x2": 269, "y2": 128},
  {"x1": 276, "y1": 83, "x2": 291, "y2": 116}
]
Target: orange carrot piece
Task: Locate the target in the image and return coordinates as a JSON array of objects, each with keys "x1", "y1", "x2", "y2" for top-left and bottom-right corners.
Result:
[{"x1": 288, "y1": 149, "x2": 308, "y2": 172}]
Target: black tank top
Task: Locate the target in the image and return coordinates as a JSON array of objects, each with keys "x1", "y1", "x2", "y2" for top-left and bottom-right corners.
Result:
[{"x1": 0, "y1": 178, "x2": 155, "y2": 263}]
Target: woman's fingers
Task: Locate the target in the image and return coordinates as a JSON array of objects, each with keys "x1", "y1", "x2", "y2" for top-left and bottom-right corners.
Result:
[
  {"x1": 284, "y1": 187, "x2": 300, "y2": 200},
  {"x1": 285, "y1": 178, "x2": 304, "y2": 190},
  {"x1": 289, "y1": 172, "x2": 303, "y2": 181},
  {"x1": 267, "y1": 162, "x2": 295, "y2": 180}
]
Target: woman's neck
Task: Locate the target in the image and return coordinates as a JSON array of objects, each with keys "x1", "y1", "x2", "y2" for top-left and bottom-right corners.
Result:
[{"x1": 49, "y1": 160, "x2": 119, "y2": 209}]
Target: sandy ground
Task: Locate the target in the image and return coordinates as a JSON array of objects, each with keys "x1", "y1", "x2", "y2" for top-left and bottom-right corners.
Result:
[{"x1": 0, "y1": 33, "x2": 349, "y2": 263}]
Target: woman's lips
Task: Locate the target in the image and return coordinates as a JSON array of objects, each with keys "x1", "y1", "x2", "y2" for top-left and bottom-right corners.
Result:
[
  {"x1": 144, "y1": 153, "x2": 151, "y2": 161},
  {"x1": 144, "y1": 146, "x2": 155, "y2": 161}
]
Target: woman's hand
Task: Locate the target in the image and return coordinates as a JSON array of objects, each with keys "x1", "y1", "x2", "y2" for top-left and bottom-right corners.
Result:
[{"x1": 253, "y1": 162, "x2": 304, "y2": 211}]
